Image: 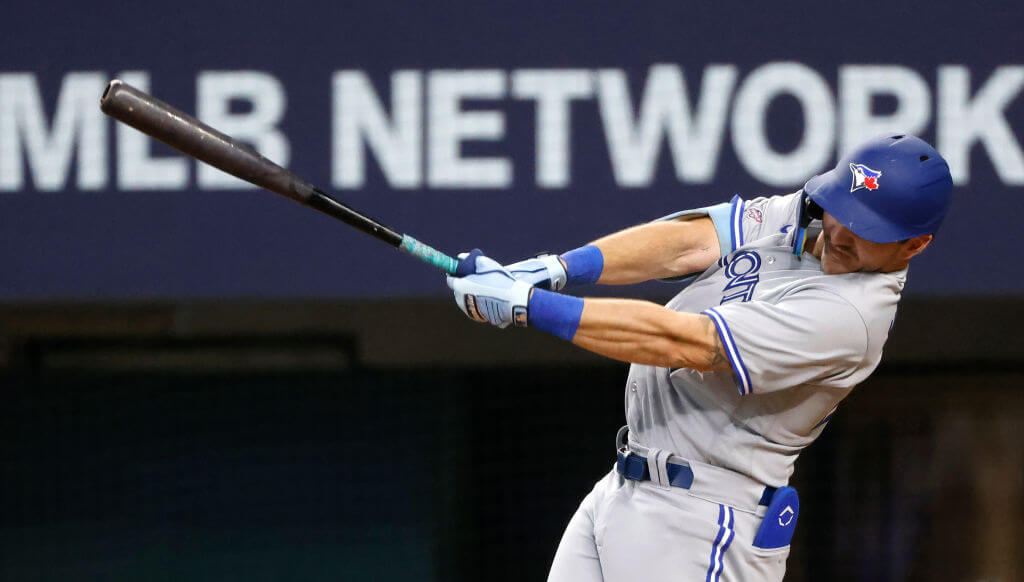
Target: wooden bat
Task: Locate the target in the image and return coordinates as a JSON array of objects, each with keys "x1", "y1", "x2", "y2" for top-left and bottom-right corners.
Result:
[{"x1": 100, "y1": 79, "x2": 461, "y2": 275}]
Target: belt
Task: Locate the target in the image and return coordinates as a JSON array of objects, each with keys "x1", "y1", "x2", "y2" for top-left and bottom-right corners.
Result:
[{"x1": 616, "y1": 451, "x2": 777, "y2": 506}]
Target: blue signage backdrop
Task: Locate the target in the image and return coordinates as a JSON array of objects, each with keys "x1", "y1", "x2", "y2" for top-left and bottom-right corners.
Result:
[{"x1": 1, "y1": 1, "x2": 1021, "y2": 299}]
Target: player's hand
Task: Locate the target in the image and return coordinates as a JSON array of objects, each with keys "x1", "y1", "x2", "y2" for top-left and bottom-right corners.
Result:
[
  {"x1": 503, "y1": 254, "x2": 568, "y2": 291},
  {"x1": 447, "y1": 249, "x2": 532, "y2": 328}
]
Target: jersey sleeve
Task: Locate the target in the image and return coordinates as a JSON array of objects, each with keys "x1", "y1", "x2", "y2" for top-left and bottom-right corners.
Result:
[
  {"x1": 734, "y1": 192, "x2": 802, "y2": 249},
  {"x1": 656, "y1": 192, "x2": 802, "y2": 257},
  {"x1": 701, "y1": 288, "x2": 869, "y2": 395}
]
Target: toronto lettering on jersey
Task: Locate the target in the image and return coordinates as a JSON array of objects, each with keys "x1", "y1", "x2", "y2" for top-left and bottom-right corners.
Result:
[
  {"x1": 721, "y1": 251, "x2": 762, "y2": 304},
  {"x1": 2, "y1": 64, "x2": 1023, "y2": 193}
]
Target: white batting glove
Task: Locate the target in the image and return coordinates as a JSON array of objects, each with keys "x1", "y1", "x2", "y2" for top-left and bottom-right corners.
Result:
[
  {"x1": 504, "y1": 254, "x2": 568, "y2": 291},
  {"x1": 447, "y1": 250, "x2": 533, "y2": 328}
]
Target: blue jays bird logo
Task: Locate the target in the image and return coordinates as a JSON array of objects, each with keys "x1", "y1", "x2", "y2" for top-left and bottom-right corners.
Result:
[{"x1": 849, "y1": 163, "x2": 882, "y2": 192}]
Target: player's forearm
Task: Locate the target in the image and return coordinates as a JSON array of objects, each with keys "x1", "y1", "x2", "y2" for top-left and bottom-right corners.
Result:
[
  {"x1": 588, "y1": 218, "x2": 720, "y2": 285},
  {"x1": 449, "y1": 259, "x2": 730, "y2": 371},
  {"x1": 569, "y1": 298, "x2": 729, "y2": 371}
]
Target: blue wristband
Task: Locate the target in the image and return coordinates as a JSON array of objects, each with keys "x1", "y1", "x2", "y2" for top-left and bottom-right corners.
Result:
[
  {"x1": 528, "y1": 289, "x2": 584, "y2": 341},
  {"x1": 560, "y1": 245, "x2": 604, "y2": 286}
]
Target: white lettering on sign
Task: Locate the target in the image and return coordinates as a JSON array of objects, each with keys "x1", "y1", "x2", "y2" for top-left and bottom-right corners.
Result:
[
  {"x1": 511, "y1": 69, "x2": 594, "y2": 188},
  {"x1": 427, "y1": 70, "x2": 511, "y2": 189},
  {"x1": 731, "y1": 62, "x2": 835, "y2": 187},
  {"x1": 1, "y1": 64, "x2": 1022, "y2": 193},
  {"x1": 839, "y1": 65, "x2": 931, "y2": 156},
  {"x1": 938, "y1": 65, "x2": 1024, "y2": 185},
  {"x1": 0, "y1": 72, "x2": 107, "y2": 191},
  {"x1": 598, "y1": 64, "x2": 737, "y2": 187},
  {"x1": 333, "y1": 70, "x2": 422, "y2": 189}
]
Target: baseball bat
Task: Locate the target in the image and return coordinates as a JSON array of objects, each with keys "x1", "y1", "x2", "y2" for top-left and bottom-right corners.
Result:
[{"x1": 99, "y1": 79, "x2": 460, "y2": 275}]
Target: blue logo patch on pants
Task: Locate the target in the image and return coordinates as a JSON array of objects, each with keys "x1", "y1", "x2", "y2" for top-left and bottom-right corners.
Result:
[{"x1": 753, "y1": 486, "x2": 799, "y2": 549}]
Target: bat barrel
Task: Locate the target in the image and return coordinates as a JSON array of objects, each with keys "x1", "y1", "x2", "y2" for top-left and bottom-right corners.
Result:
[
  {"x1": 100, "y1": 79, "x2": 315, "y2": 203},
  {"x1": 101, "y1": 80, "x2": 460, "y2": 274}
]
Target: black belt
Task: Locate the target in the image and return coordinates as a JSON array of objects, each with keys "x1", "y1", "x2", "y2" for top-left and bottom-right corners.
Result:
[{"x1": 616, "y1": 451, "x2": 777, "y2": 506}]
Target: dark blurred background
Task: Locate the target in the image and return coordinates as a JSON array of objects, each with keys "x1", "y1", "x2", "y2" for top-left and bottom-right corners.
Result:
[{"x1": 2, "y1": 1, "x2": 1023, "y2": 580}]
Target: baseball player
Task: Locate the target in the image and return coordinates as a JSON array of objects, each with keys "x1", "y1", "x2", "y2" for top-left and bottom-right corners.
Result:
[{"x1": 445, "y1": 134, "x2": 953, "y2": 581}]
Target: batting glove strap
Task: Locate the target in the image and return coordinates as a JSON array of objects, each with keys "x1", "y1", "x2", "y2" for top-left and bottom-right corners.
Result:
[
  {"x1": 507, "y1": 280, "x2": 534, "y2": 328},
  {"x1": 527, "y1": 289, "x2": 585, "y2": 341},
  {"x1": 504, "y1": 254, "x2": 568, "y2": 291}
]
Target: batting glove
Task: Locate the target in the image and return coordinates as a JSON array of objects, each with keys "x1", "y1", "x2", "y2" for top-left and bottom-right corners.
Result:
[
  {"x1": 447, "y1": 249, "x2": 533, "y2": 328},
  {"x1": 504, "y1": 254, "x2": 568, "y2": 291}
]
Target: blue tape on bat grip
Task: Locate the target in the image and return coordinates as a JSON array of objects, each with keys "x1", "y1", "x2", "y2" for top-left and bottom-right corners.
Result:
[
  {"x1": 528, "y1": 289, "x2": 584, "y2": 341},
  {"x1": 399, "y1": 235, "x2": 460, "y2": 274},
  {"x1": 560, "y1": 245, "x2": 603, "y2": 286}
]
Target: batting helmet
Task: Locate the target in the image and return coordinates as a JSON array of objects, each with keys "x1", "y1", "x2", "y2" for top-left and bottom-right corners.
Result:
[{"x1": 802, "y1": 134, "x2": 953, "y2": 244}]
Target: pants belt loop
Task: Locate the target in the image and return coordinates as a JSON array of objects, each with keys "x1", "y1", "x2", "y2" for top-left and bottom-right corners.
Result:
[
  {"x1": 645, "y1": 447, "x2": 673, "y2": 489},
  {"x1": 615, "y1": 425, "x2": 629, "y2": 451}
]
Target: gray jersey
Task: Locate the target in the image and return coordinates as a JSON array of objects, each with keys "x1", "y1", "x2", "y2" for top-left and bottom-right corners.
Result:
[{"x1": 626, "y1": 192, "x2": 905, "y2": 487}]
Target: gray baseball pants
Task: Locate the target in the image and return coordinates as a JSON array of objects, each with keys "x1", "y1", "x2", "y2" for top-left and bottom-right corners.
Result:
[{"x1": 547, "y1": 466, "x2": 790, "y2": 581}]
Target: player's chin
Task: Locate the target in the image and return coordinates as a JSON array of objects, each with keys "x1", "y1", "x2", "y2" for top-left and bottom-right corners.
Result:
[{"x1": 821, "y1": 251, "x2": 855, "y2": 275}]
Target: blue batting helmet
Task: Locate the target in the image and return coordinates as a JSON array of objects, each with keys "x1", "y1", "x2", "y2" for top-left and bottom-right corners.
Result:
[{"x1": 803, "y1": 134, "x2": 953, "y2": 244}]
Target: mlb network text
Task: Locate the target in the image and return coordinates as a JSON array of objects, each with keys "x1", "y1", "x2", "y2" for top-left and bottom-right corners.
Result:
[{"x1": 1, "y1": 63, "x2": 1022, "y2": 192}]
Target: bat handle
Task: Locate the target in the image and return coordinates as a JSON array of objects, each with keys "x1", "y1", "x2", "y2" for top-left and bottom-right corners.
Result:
[{"x1": 399, "y1": 235, "x2": 461, "y2": 275}]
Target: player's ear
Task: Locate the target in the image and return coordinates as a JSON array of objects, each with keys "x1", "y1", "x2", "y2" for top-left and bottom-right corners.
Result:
[{"x1": 901, "y1": 234, "x2": 933, "y2": 261}]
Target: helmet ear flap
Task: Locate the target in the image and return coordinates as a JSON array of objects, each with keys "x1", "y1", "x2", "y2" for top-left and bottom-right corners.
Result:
[
  {"x1": 801, "y1": 195, "x2": 824, "y2": 226},
  {"x1": 807, "y1": 199, "x2": 824, "y2": 220}
]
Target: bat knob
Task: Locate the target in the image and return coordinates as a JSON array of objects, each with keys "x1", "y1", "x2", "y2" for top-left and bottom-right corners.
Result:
[{"x1": 100, "y1": 79, "x2": 124, "y2": 112}]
